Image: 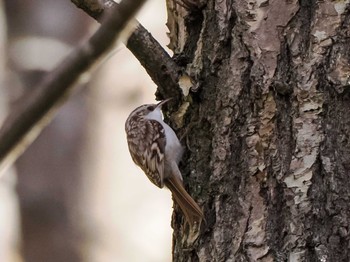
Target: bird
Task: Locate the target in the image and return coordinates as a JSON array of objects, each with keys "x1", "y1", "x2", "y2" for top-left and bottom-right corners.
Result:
[{"x1": 125, "y1": 98, "x2": 203, "y2": 228}]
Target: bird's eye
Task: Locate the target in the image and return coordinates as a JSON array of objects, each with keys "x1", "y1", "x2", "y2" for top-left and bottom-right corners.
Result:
[{"x1": 147, "y1": 105, "x2": 155, "y2": 111}]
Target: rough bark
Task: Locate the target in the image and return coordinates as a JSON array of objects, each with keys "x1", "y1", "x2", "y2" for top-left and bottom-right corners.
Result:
[{"x1": 166, "y1": 1, "x2": 350, "y2": 261}]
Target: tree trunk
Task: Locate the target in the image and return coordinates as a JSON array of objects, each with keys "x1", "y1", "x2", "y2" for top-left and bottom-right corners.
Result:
[{"x1": 166, "y1": 1, "x2": 350, "y2": 261}]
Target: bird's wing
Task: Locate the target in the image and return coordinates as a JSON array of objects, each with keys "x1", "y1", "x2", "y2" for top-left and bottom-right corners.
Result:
[{"x1": 126, "y1": 119, "x2": 166, "y2": 188}]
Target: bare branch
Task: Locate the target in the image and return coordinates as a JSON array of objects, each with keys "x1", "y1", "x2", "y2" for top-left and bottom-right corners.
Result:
[
  {"x1": 72, "y1": 0, "x2": 182, "y2": 98},
  {"x1": 0, "y1": 0, "x2": 147, "y2": 174}
]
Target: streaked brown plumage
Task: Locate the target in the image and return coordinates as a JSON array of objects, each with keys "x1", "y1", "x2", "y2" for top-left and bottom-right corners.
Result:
[{"x1": 125, "y1": 99, "x2": 203, "y2": 227}]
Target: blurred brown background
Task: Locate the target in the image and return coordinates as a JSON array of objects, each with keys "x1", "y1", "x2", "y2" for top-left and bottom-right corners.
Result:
[{"x1": 0, "y1": 0, "x2": 172, "y2": 261}]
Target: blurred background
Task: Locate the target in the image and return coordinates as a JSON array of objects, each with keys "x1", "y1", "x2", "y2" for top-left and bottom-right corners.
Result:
[{"x1": 0, "y1": 0, "x2": 173, "y2": 261}]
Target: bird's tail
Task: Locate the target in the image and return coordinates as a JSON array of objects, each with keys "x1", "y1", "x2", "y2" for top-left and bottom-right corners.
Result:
[{"x1": 165, "y1": 176, "x2": 204, "y2": 228}]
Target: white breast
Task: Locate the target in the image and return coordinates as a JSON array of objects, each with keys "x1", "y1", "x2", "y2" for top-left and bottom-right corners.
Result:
[{"x1": 146, "y1": 108, "x2": 183, "y2": 164}]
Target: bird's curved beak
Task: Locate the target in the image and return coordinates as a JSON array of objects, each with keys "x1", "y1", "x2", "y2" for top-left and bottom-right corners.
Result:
[{"x1": 156, "y1": 97, "x2": 173, "y2": 108}]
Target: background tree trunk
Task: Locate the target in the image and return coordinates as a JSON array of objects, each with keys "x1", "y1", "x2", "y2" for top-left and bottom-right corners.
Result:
[
  {"x1": 4, "y1": 1, "x2": 91, "y2": 260},
  {"x1": 0, "y1": 1, "x2": 20, "y2": 260},
  {"x1": 166, "y1": 1, "x2": 350, "y2": 261}
]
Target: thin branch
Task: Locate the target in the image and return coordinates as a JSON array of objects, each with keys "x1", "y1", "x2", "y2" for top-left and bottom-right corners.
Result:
[
  {"x1": 71, "y1": 0, "x2": 182, "y2": 98},
  {"x1": 0, "y1": 0, "x2": 147, "y2": 174}
]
